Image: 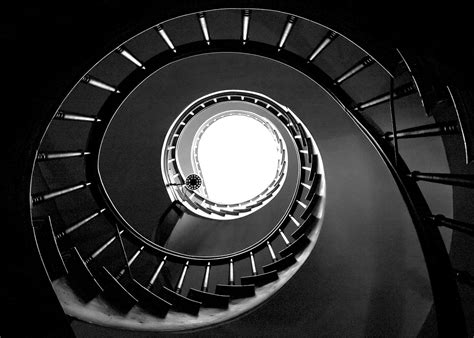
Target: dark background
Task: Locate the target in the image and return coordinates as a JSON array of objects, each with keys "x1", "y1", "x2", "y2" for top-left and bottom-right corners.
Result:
[{"x1": 3, "y1": 1, "x2": 474, "y2": 336}]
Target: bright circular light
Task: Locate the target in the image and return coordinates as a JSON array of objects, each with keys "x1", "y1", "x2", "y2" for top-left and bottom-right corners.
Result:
[{"x1": 197, "y1": 115, "x2": 280, "y2": 204}]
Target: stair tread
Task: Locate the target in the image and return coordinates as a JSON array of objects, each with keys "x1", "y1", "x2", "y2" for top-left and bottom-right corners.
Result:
[
  {"x1": 100, "y1": 267, "x2": 138, "y2": 313},
  {"x1": 215, "y1": 284, "x2": 255, "y2": 298},
  {"x1": 33, "y1": 217, "x2": 68, "y2": 281},
  {"x1": 187, "y1": 288, "x2": 229, "y2": 309},
  {"x1": 306, "y1": 174, "x2": 322, "y2": 200},
  {"x1": 66, "y1": 247, "x2": 103, "y2": 301},
  {"x1": 262, "y1": 253, "x2": 297, "y2": 272},
  {"x1": 157, "y1": 286, "x2": 201, "y2": 316},
  {"x1": 129, "y1": 279, "x2": 171, "y2": 318},
  {"x1": 291, "y1": 214, "x2": 318, "y2": 239},
  {"x1": 241, "y1": 270, "x2": 279, "y2": 286},
  {"x1": 279, "y1": 234, "x2": 311, "y2": 257},
  {"x1": 301, "y1": 194, "x2": 322, "y2": 219}
]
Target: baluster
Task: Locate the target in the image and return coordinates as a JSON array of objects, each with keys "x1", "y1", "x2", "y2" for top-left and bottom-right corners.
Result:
[
  {"x1": 289, "y1": 214, "x2": 300, "y2": 226},
  {"x1": 384, "y1": 121, "x2": 459, "y2": 139},
  {"x1": 429, "y1": 215, "x2": 474, "y2": 236},
  {"x1": 32, "y1": 182, "x2": 91, "y2": 205},
  {"x1": 241, "y1": 252, "x2": 278, "y2": 286},
  {"x1": 279, "y1": 228, "x2": 290, "y2": 246},
  {"x1": 354, "y1": 82, "x2": 416, "y2": 111},
  {"x1": 187, "y1": 261, "x2": 229, "y2": 309},
  {"x1": 82, "y1": 74, "x2": 120, "y2": 93},
  {"x1": 215, "y1": 258, "x2": 255, "y2": 298},
  {"x1": 147, "y1": 257, "x2": 167, "y2": 290},
  {"x1": 266, "y1": 241, "x2": 277, "y2": 262},
  {"x1": 409, "y1": 171, "x2": 474, "y2": 188},
  {"x1": 277, "y1": 15, "x2": 296, "y2": 51},
  {"x1": 56, "y1": 208, "x2": 106, "y2": 240},
  {"x1": 155, "y1": 25, "x2": 176, "y2": 53},
  {"x1": 263, "y1": 239, "x2": 298, "y2": 273},
  {"x1": 54, "y1": 110, "x2": 100, "y2": 122},
  {"x1": 250, "y1": 252, "x2": 257, "y2": 276},
  {"x1": 197, "y1": 13, "x2": 210, "y2": 45},
  {"x1": 116, "y1": 46, "x2": 145, "y2": 69},
  {"x1": 37, "y1": 150, "x2": 91, "y2": 161},
  {"x1": 241, "y1": 10, "x2": 250, "y2": 44},
  {"x1": 84, "y1": 230, "x2": 124, "y2": 265},
  {"x1": 128, "y1": 256, "x2": 171, "y2": 317},
  {"x1": 175, "y1": 261, "x2": 189, "y2": 294},
  {"x1": 334, "y1": 56, "x2": 374, "y2": 85},
  {"x1": 201, "y1": 262, "x2": 211, "y2": 292},
  {"x1": 229, "y1": 258, "x2": 235, "y2": 285},
  {"x1": 296, "y1": 200, "x2": 308, "y2": 209},
  {"x1": 116, "y1": 246, "x2": 145, "y2": 280},
  {"x1": 307, "y1": 31, "x2": 338, "y2": 63}
]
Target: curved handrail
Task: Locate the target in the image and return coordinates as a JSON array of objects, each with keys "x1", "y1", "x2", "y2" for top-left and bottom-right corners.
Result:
[{"x1": 23, "y1": 6, "x2": 466, "y2": 335}]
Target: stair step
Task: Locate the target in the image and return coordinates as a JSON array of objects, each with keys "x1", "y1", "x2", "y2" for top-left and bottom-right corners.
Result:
[
  {"x1": 157, "y1": 286, "x2": 201, "y2": 316},
  {"x1": 309, "y1": 155, "x2": 318, "y2": 180},
  {"x1": 279, "y1": 234, "x2": 311, "y2": 257},
  {"x1": 32, "y1": 217, "x2": 68, "y2": 280},
  {"x1": 301, "y1": 194, "x2": 322, "y2": 219},
  {"x1": 306, "y1": 174, "x2": 322, "y2": 200},
  {"x1": 306, "y1": 138, "x2": 314, "y2": 163},
  {"x1": 241, "y1": 270, "x2": 279, "y2": 286},
  {"x1": 99, "y1": 267, "x2": 138, "y2": 313},
  {"x1": 262, "y1": 253, "x2": 297, "y2": 273},
  {"x1": 187, "y1": 288, "x2": 230, "y2": 309},
  {"x1": 215, "y1": 284, "x2": 255, "y2": 298},
  {"x1": 66, "y1": 247, "x2": 103, "y2": 301},
  {"x1": 291, "y1": 214, "x2": 318, "y2": 239},
  {"x1": 129, "y1": 279, "x2": 171, "y2": 318}
]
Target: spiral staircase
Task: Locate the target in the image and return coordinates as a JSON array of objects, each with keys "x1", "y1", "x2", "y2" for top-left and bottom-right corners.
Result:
[{"x1": 5, "y1": 2, "x2": 474, "y2": 337}]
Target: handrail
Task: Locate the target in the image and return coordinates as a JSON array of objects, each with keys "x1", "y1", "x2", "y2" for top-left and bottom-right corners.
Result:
[{"x1": 24, "y1": 7, "x2": 467, "y2": 335}]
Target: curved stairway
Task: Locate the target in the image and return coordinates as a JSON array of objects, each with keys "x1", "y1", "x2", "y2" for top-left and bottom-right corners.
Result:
[{"x1": 7, "y1": 4, "x2": 474, "y2": 336}]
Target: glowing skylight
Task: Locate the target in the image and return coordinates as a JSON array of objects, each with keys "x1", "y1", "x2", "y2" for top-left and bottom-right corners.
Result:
[{"x1": 196, "y1": 114, "x2": 280, "y2": 204}]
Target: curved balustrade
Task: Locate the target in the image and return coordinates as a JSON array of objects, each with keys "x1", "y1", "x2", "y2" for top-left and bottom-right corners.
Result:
[{"x1": 27, "y1": 7, "x2": 471, "y2": 336}]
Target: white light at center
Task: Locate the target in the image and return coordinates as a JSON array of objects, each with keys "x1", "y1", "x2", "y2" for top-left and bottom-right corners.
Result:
[{"x1": 197, "y1": 115, "x2": 280, "y2": 204}]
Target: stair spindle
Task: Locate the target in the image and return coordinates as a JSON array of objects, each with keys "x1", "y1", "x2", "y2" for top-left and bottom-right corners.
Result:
[
  {"x1": 307, "y1": 31, "x2": 338, "y2": 62},
  {"x1": 82, "y1": 75, "x2": 120, "y2": 93},
  {"x1": 84, "y1": 230, "x2": 124, "y2": 265},
  {"x1": 175, "y1": 261, "x2": 189, "y2": 294},
  {"x1": 409, "y1": 171, "x2": 474, "y2": 188},
  {"x1": 116, "y1": 246, "x2": 145, "y2": 280},
  {"x1": 32, "y1": 182, "x2": 91, "y2": 205},
  {"x1": 384, "y1": 121, "x2": 459, "y2": 140},
  {"x1": 54, "y1": 110, "x2": 100, "y2": 122},
  {"x1": 277, "y1": 16, "x2": 296, "y2": 51},
  {"x1": 354, "y1": 82, "x2": 417, "y2": 111},
  {"x1": 266, "y1": 241, "x2": 277, "y2": 262},
  {"x1": 279, "y1": 228, "x2": 290, "y2": 246},
  {"x1": 37, "y1": 150, "x2": 91, "y2": 161},
  {"x1": 197, "y1": 13, "x2": 211, "y2": 45},
  {"x1": 229, "y1": 258, "x2": 235, "y2": 285},
  {"x1": 334, "y1": 56, "x2": 374, "y2": 85},
  {"x1": 147, "y1": 256, "x2": 167, "y2": 289},
  {"x1": 241, "y1": 10, "x2": 250, "y2": 44},
  {"x1": 116, "y1": 46, "x2": 145, "y2": 69},
  {"x1": 429, "y1": 215, "x2": 474, "y2": 236},
  {"x1": 201, "y1": 262, "x2": 211, "y2": 292},
  {"x1": 56, "y1": 208, "x2": 106, "y2": 240},
  {"x1": 155, "y1": 25, "x2": 176, "y2": 53},
  {"x1": 250, "y1": 252, "x2": 257, "y2": 276}
]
